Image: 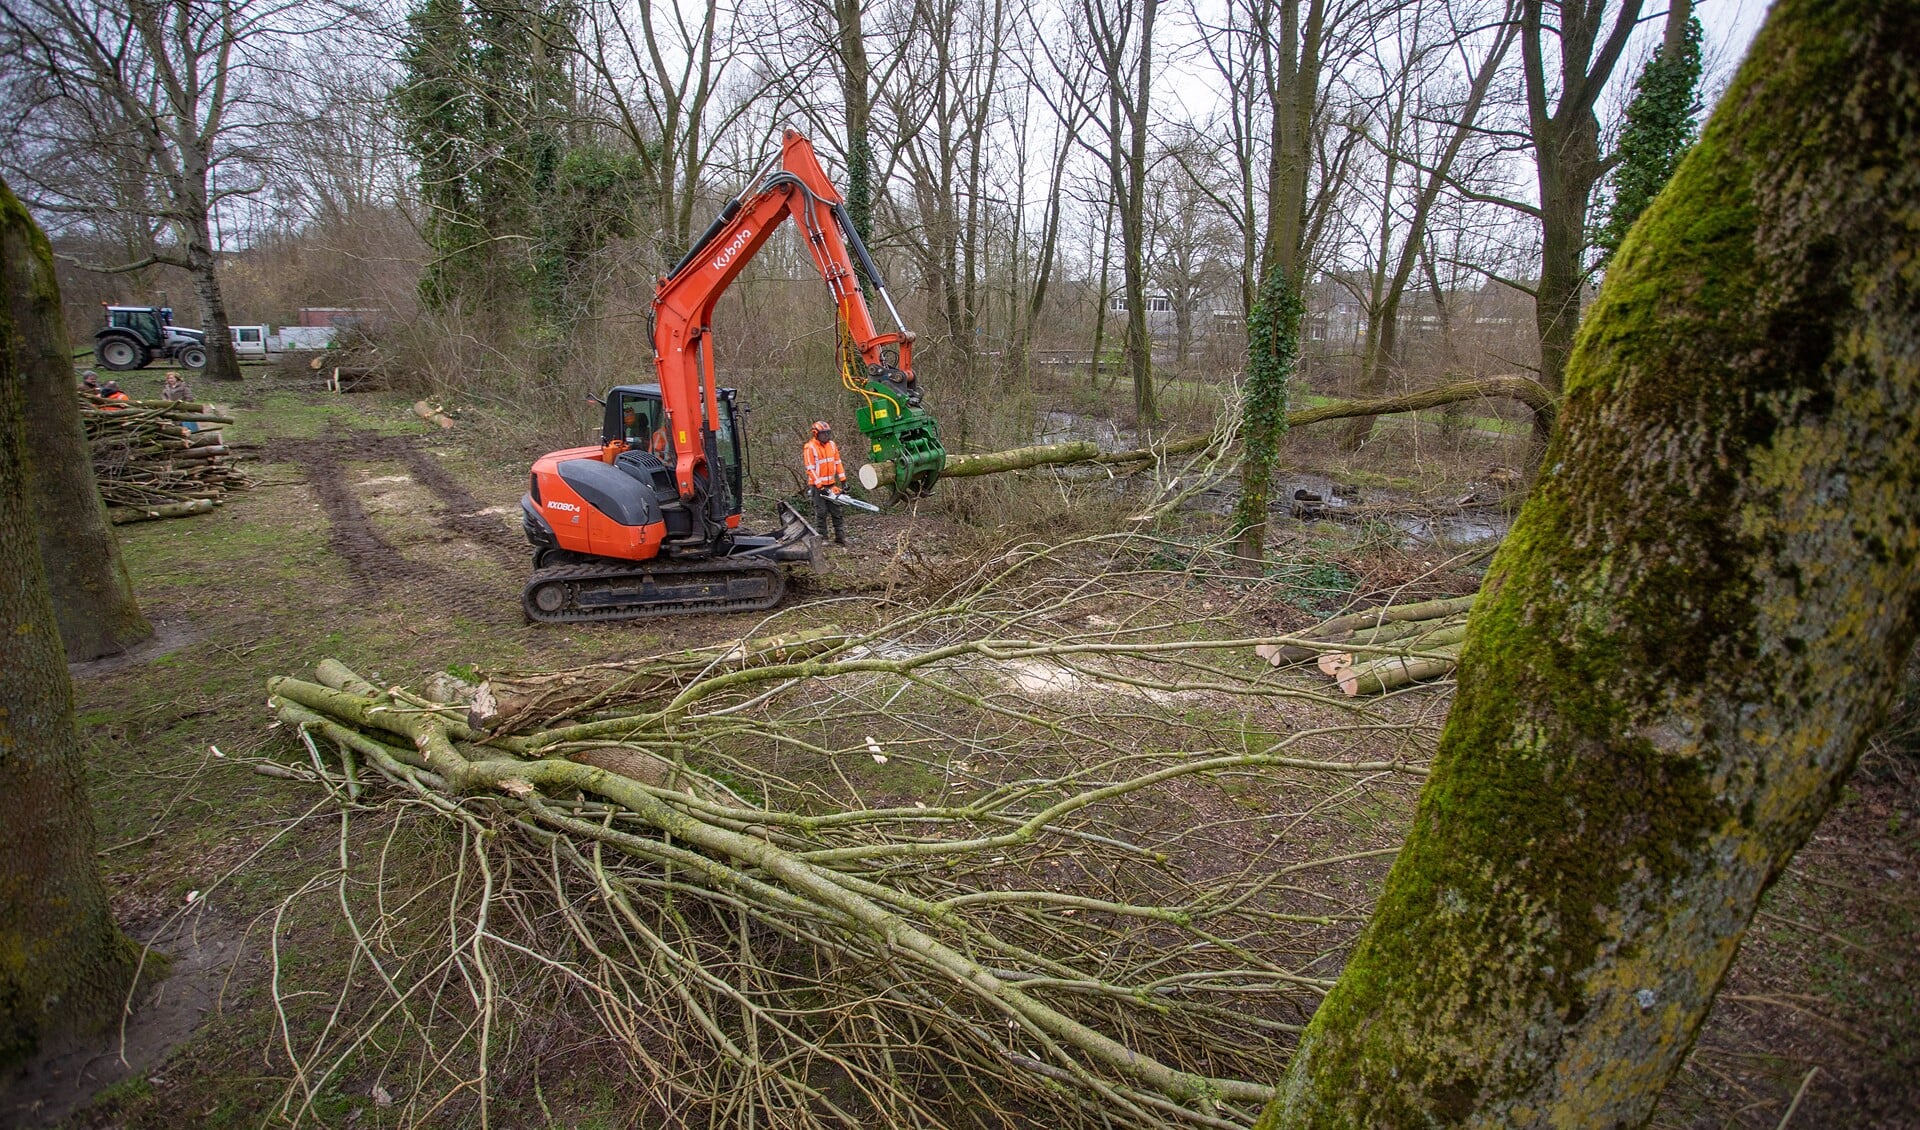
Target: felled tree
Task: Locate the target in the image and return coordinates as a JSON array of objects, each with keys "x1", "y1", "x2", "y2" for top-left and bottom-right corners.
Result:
[{"x1": 1265, "y1": 0, "x2": 1920, "y2": 1123}]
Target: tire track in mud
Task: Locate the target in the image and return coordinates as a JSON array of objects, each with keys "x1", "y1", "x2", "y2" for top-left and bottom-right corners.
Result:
[{"x1": 268, "y1": 428, "x2": 526, "y2": 617}]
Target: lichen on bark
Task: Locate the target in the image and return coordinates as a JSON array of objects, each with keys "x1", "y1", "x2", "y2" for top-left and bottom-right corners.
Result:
[{"x1": 1261, "y1": 1, "x2": 1920, "y2": 1124}]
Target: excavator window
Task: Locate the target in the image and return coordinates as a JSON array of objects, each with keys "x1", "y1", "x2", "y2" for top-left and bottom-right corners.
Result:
[
  {"x1": 715, "y1": 395, "x2": 743, "y2": 503},
  {"x1": 616, "y1": 391, "x2": 673, "y2": 459}
]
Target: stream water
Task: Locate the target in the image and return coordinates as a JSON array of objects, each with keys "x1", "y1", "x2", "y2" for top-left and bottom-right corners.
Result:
[{"x1": 1026, "y1": 409, "x2": 1513, "y2": 550}]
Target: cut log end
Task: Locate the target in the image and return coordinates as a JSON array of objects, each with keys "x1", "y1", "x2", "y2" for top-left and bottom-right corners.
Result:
[{"x1": 1318, "y1": 652, "x2": 1354, "y2": 677}]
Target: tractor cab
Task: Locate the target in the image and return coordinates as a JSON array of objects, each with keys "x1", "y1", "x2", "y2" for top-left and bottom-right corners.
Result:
[{"x1": 106, "y1": 306, "x2": 165, "y2": 346}]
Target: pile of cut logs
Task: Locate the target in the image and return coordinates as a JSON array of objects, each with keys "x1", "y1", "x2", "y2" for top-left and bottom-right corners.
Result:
[
  {"x1": 81, "y1": 395, "x2": 250, "y2": 522},
  {"x1": 1256, "y1": 594, "x2": 1475, "y2": 696}
]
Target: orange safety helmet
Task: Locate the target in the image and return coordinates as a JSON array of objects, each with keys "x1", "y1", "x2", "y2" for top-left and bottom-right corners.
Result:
[{"x1": 811, "y1": 420, "x2": 831, "y2": 437}]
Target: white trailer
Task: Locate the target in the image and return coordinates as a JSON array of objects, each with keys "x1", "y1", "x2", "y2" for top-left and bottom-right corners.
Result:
[{"x1": 227, "y1": 325, "x2": 340, "y2": 356}]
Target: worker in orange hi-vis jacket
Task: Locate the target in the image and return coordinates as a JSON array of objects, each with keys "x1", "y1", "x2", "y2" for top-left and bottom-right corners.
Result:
[{"x1": 803, "y1": 420, "x2": 850, "y2": 546}]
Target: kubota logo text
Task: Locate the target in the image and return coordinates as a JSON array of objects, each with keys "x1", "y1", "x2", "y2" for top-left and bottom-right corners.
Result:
[{"x1": 711, "y1": 228, "x2": 753, "y2": 271}]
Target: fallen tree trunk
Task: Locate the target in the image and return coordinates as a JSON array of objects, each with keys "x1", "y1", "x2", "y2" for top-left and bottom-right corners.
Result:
[
  {"x1": 861, "y1": 376, "x2": 1553, "y2": 489},
  {"x1": 468, "y1": 625, "x2": 850, "y2": 731},
  {"x1": 1255, "y1": 594, "x2": 1477, "y2": 666},
  {"x1": 1284, "y1": 374, "x2": 1553, "y2": 429},
  {"x1": 1337, "y1": 645, "x2": 1463, "y2": 696},
  {"x1": 109, "y1": 499, "x2": 215, "y2": 523},
  {"x1": 1317, "y1": 619, "x2": 1469, "y2": 676}
]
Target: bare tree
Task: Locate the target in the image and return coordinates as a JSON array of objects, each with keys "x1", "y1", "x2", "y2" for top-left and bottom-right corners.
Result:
[
  {"x1": 1204, "y1": 0, "x2": 1369, "y2": 559},
  {"x1": 1036, "y1": 0, "x2": 1160, "y2": 424},
  {"x1": 0, "y1": 0, "x2": 288, "y2": 381},
  {"x1": 578, "y1": 0, "x2": 766, "y2": 262},
  {"x1": 883, "y1": 0, "x2": 1009, "y2": 402},
  {"x1": 1516, "y1": 0, "x2": 1644, "y2": 434},
  {"x1": 1337, "y1": 0, "x2": 1515, "y2": 447},
  {"x1": 1145, "y1": 137, "x2": 1232, "y2": 374}
]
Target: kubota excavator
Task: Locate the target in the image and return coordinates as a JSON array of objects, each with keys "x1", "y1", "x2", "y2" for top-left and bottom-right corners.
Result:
[{"x1": 519, "y1": 129, "x2": 946, "y2": 622}]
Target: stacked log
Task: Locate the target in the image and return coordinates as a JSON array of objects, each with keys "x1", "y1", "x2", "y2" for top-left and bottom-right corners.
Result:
[
  {"x1": 81, "y1": 395, "x2": 250, "y2": 522},
  {"x1": 1255, "y1": 594, "x2": 1475, "y2": 696}
]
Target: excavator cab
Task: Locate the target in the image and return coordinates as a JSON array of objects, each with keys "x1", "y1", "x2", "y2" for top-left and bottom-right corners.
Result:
[{"x1": 601, "y1": 385, "x2": 744, "y2": 511}]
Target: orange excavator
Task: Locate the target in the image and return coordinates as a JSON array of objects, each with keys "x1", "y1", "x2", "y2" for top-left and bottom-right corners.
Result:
[{"x1": 519, "y1": 130, "x2": 945, "y2": 622}]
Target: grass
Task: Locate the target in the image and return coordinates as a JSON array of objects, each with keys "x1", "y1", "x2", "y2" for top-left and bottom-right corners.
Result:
[{"x1": 48, "y1": 365, "x2": 1919, "y2": 1129}]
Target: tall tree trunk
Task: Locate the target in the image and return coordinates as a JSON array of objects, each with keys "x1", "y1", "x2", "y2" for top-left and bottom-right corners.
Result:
[
  {"x1": 1089, "y1": 194, "x2": 1115, "y2": 390},
  {"x1": 0, "y1": 181, "x2": 150, "y2": 660},
  {"x1": 1234, "y1": 0, "x2": 1324, "y2": 561},
  {"x1": 1518, "y1": 0, "x2": 1645, "y2": 447},
  {"x1": 0, "y1": 187, "x2": 142, "y2": 1071},
  {"x1": 1531, "y1": 116, "x2": 1597, "y2": 409},
  {"x1": 186, "y1": 219, "x2": 243, "y2": 383},
  {"x1": 833, "y1": 0, "x2": 875, "y2": 247},
  {"x1": 1120, "y1": 0, "x2": 1159, "y2": 426},
  {"x1": 1264, "y1": 2, "x2": 1920, "y2": 1123},
  {"x1": 174, "y1": 138, "x2": 240, "y2": 381}
]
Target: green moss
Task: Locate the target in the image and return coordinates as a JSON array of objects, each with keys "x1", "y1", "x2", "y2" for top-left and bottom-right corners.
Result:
[{"x1": 1263, "y1": 0, "x2": 1920, "y2": 1122}]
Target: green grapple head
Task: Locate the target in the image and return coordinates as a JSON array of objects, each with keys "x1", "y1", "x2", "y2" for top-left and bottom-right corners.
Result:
[{"x1": 854, "y1": 373, "x2": 945, "y2": 495}]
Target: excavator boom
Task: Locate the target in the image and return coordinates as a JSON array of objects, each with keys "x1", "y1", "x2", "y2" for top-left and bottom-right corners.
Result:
[
  {"x1": 654, "y1": 130, "x2": 944, "y2": 506},
  {"x1": 518, "y1": 130, "x2": 942, "y2": 623}
]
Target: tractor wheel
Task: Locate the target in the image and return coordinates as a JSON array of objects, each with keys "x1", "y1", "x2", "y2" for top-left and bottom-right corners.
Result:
[
  {"x1": 177, "y1": 344, "x2": 209, "y2": 369},
  {"x1": 97, "y1": 336, "x2": 145, "y2": 371}
]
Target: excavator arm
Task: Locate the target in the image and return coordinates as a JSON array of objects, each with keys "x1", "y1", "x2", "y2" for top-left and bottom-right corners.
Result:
[{"x1": 651, "y1": 130, "x2": 945, "y2": 511}]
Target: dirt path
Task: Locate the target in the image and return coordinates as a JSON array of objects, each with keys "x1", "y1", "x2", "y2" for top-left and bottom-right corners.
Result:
[{"x1": 267, "y1": 427, "x2": 527, "y2": 620}]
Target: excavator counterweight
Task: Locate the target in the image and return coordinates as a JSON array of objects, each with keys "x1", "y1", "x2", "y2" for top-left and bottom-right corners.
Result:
[{"x1": 518, "y1": 131, "x2": 945, "y2": 622}]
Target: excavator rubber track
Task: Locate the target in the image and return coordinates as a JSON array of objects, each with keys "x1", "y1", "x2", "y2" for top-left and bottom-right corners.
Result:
[{"x1": 522, "y1": 557, "x2": 787, "y2": 623}]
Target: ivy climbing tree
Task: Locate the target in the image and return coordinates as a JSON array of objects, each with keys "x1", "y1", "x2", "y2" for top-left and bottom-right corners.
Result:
[
  {"x1": 531, "y1": 144, "x2": 648, "y2": 352},
  {"x1": 1596, "y1": 15, "x2": 1704, "y2": 260},
  {"x1": 394, "y1": 0, "x2": 482, "y2": 311},
  {"x1": 394, "y1": 0, "x2": 590, "y2": 345},
  {"x1": 1231, "y1": 264, "x2": 1302, "y2": 563}
]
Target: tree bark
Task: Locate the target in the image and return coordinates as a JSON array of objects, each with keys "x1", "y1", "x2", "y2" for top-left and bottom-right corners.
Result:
[
  {"x1": 0, "y1": 179, "x2": 150, "y2": 660},
  {"x1": 832, "y1": 0, "x2": 875, "y2": 248},
  {"x1": 0, "y1": 194, "x2": 141, "y2": 1070},
  {"x1": 1264, "y1": 2, "x2": 1920, "y2": 1123}
]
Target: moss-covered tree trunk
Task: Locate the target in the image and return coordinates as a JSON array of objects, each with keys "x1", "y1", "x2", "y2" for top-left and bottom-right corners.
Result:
[
  {"x1": 0, "y1": 179, "x2": 150, "y2": 660},
  {"x1": 1263, "y1": 2, "x2": 1920, "y2": 1124},
  {"x1": 0, "y1": 194, "x2": 141, "y2": 1069}
]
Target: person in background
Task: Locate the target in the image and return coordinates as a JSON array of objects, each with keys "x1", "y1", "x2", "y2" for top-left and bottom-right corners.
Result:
[
  {"x1": 99, "y1": 380, "x2": 130, "y2": 408},
  {"x1": 161, "y1": 370, "x2": 191, "y2": 402},
  {"x1": 803, "y1": 420, "x2": 850, "y2": 547},
  {"x1": 80, "y1": 370, "x2": 100, "y2": 394}
]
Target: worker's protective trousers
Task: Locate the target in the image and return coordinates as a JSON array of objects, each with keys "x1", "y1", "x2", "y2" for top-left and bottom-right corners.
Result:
[{"x1": 811, "y1": 487, "x2": 848, "y2": 545}]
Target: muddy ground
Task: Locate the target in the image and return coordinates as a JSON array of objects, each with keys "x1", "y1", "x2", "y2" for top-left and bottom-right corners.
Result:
[{"x1": 1, "y1": 369, "x2": 1913, "y2": 1128}]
